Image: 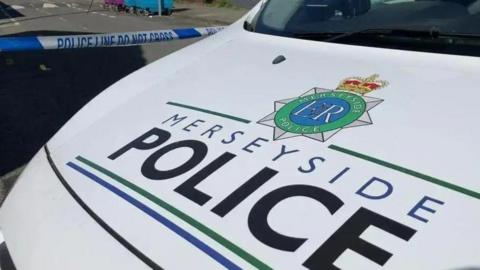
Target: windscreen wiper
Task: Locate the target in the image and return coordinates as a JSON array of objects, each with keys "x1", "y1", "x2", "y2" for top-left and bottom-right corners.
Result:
[
  {"x1": 295, "y1": 28, "x2": 480, "y2": 42},
  {"x1": 325, "y1": 28, "x2": 442, "y2": 42}
]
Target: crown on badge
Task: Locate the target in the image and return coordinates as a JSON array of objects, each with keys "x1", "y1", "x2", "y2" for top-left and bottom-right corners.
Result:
[{"x1": 336, "y1": 74, "x2": 388, "y2": 95}]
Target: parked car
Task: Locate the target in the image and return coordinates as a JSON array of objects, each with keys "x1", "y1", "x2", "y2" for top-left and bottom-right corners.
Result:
[{"x1": 1, "y1": 0, "x2": 479, "y2": 269}]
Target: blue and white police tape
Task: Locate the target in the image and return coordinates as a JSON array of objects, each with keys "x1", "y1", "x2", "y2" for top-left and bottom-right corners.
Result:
[{"x1": 0, "y1": 26, "x2": 225, "y2": 52}]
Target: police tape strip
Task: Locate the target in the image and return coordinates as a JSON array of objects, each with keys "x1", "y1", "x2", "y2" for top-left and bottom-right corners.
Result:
[{"x1": 0, "y1": 26, "x2": 225, "y2": 52}]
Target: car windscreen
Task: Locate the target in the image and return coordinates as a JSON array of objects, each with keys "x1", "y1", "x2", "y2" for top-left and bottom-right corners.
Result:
[{"x1": 247, "y1": 0, "x2": 480, "y2": 56}]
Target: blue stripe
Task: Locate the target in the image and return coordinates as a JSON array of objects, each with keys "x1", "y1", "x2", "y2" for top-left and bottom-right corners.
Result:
[
  {"x1": 0, "y1": 37, "x2": 43, "y2": 52},
  {"x1": 66, "y1": 162, "x2": 242, "y2": 270},
  {"x1": 173, "y1": 28, "x2": 202, "y2": 39}
]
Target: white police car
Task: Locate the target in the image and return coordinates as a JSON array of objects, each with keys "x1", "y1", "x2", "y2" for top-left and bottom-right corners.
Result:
[{"x1": 1, "y1": 0, "x2": 480, "y2": 269}]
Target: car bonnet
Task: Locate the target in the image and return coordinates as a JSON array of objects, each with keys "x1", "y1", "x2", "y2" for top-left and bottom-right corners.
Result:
[{"x1": 43, "y1": 32, "x2": 480, "y2": 269}]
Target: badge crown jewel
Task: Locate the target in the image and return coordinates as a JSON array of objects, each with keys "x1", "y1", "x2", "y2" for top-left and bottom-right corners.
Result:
[{"x1": 336, "y1": 74, "x2": 388, "y2": 95}]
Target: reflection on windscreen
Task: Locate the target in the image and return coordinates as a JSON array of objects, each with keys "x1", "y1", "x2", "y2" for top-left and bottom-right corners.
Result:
[{"x1": 255, "y1": 0, "x2": 480, "y2": 35}]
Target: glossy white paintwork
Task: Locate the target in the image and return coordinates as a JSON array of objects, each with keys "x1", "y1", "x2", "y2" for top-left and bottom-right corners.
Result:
[{"x1": 1, "y1": 3, "x2": 479, "y2": 269}]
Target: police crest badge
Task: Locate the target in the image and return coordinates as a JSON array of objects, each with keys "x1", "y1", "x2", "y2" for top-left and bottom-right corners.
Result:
[{"x1": 258, "y1": 75, "x2": 388, "y2": 142}]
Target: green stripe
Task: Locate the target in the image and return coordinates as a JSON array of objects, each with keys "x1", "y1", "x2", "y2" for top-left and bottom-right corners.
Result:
[
  {"x1": 76, "y1": 156, "x2": 272, "y2": 270},
  {"x1": 167, "y1": 102, "x2": 251, "y2": 124},
  {"x1": 328, "y1": 144, "x2": 480, "y2": 200}
]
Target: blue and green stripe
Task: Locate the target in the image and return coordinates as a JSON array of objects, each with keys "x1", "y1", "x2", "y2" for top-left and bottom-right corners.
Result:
[{"x1": 69, "y1": 156, "x2": 272, "y2": 270}]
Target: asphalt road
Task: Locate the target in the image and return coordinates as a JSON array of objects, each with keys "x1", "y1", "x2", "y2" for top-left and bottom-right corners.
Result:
[
  {"x1": 0, "y1": 0, "x2": 247, "y2": 201},
  {"x1": 0, "y1": 0, "x2": 221, "y2": 35},
  {"x1": 231, "y1": 0, "x2": 259, "y2": 8}
]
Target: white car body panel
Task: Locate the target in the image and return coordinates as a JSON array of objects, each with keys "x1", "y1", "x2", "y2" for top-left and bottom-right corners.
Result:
[
  {"x1": 1, "y1": 3, "x2": 479, "y2": 270},
  {"x1": 0, "y1": 152, "x2": 149, "y2": 270}
]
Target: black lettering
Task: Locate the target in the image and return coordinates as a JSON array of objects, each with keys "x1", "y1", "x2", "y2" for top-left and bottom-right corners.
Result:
[
  {"x1": 108, "y1": 128, "x2": 170, "y2": 160},
  {"x1": 272, "y1": 145, "x2": 300, "y2": 162},
  {"x1": 175, "y1": 152, "x2": 236, "y2": 205},
  {"x1": 201, "y1": 125, "x2": 223, "y2": 139},
  {"x1": 243, "y1": 137, "x2": 269, "y2": 153},
  {"x1": 328, "y1": 167, "x2": 350, "y2": 183},
  {"x1": 212, "y1": 167, "x2": 278, "y2": 217},
  {"x1": 162, "y1": 114, "x2": 188, "y2": 126},
  {"x1": 248, "y1": 185, "x2": 344, "y2": 252},
  {"x1": 221, "y1": 131, "x2": 244, "y2": 144},
  {"x1": 183, "y1": 119, "x2": 205, "y2": 132},
  {"x1": 298, "y1": 156, "x2": 326, "y2": 173},
  {"x1": 141, "y1": 140, "x2": 207, "y2": 180},
  {"x1": 303, "y1": 207, "x2": 416, "y2": 270}
]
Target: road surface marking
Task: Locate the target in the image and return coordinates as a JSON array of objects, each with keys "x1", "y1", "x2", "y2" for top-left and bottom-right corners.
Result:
[
  {"x1": 108, "y1": 15, "x2": 116, "y2": 18},
  {"x1": 197, "y1": 13, "x2": 215, "y2": 17},
  {"x1": 42, "y1": 3, "x2": 58, "y2": 8},
  {"x1": 0, "y1": 22, "x2": 19, "y2": 28},
  {"x1": 59, "y1": 16, "x2": 66, "y2": 21},
  {"x1": 10, "y1": 5, "x2": 25, "y2": 10}
]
